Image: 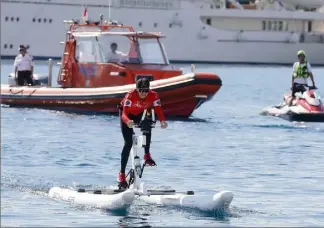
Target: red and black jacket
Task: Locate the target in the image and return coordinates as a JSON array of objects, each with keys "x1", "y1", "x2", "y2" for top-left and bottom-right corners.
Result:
[{"x1": 120, "y1": 89, "x2": 166, "y2": 124}]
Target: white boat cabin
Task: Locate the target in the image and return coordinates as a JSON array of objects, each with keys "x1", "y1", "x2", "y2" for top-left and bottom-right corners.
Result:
[{"x1": 71, "y1": 27, "x2": 170, "y2": 64}]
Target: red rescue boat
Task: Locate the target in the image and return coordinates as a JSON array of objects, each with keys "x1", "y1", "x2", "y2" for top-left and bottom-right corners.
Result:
[{"x1": 0, "y1": 15, "x2": 222, "y2": 118}]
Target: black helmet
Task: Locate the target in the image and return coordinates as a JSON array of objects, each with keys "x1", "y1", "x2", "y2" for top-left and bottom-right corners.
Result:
[{"x1": 136, "y1": 78, "x2": 150, "y2": 89}]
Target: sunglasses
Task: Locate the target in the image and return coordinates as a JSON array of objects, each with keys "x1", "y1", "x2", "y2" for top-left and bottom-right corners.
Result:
[{"x1": 138, "y1": 89, "x2": 149, "y2": 93}]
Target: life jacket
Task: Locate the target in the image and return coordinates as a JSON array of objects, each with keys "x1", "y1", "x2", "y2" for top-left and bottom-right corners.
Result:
[{"x1": 294, "y1": 61, "x2": 309, "y2": 79}]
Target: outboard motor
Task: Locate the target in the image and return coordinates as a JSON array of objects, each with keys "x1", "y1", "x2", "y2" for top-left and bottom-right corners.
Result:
[{"x1": 8, "y1": 73, "x2": 49, "y2": 86}]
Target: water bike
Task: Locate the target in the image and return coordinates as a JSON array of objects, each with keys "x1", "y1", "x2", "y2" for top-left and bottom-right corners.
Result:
[{"x1": 49, "y1": 109, "x2": 234, "y2": 212}]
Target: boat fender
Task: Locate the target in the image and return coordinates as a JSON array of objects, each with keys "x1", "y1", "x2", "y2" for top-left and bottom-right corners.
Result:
[
  {"x1": 93, "y1": 190, "x2": 102, "y2": 194},
  {"x1": 186, "y1": 191, "x2": 194, "y2": 195}
]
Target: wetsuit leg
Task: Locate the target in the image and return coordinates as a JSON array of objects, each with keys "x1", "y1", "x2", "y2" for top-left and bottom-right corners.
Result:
[
  {"x1": 143, "y1": 131, "x2": 151, "y2": 154},
  {"x1": 119, "y1": 109, "x2": 154, "y2": 173},
  {"x1": 120, "y1": 116, "x2": 134, "y2": 174}
]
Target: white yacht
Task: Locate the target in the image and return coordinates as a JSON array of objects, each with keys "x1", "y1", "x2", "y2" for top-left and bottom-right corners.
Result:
[{"x1": 1, "y1": 0, "x2": 324, "y2": 65}]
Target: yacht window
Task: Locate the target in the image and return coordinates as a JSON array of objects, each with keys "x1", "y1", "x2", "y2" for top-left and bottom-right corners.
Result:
[
  {"x1": 278, "y1": 21, "x2": 283, "y2": 31},
  {"x1": 272, "y1": 21, "x2": 277, "y2": 31},
  {"x1": 267, "y1": 21, "x2": 272, "y2": 30},
  {"x1": 262, "y1": 21, "x2": 266, "y2": 30},
  {"x1": 308, "y1": 21, "x2": 312, "y2": 32}
]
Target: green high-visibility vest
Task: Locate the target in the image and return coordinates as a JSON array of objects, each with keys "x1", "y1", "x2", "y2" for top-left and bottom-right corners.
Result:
[{"x1": 294, "y1": 62, "x2": 309, "y2": 78}]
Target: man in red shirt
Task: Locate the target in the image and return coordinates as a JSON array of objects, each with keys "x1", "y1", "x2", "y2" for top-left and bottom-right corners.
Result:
[{"x1": 118, "y1": 78, "x2": 168, "y2": 188}]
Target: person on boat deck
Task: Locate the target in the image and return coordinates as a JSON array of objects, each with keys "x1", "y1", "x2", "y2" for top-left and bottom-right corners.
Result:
[
  {"x1": 288, "y1": 50, "x2": 316, "y2": 106},
  {"x1": 106, "y1": 42, "x2": 128, "y2": 63},
  {"x1": 14, "y1": 45, "x2": 34, "y2": 86},
  {"x1": 118, "y1": 78, "x2": 168, "y2": 188}
]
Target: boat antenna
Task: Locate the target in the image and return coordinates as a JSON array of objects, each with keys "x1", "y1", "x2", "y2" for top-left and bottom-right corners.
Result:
[
  {"x1": 108, "y1": 0, "x2": 111, "y2": 22},
  {"x1": 82, "y1": 4, "x2": 88, "y2": 23}
]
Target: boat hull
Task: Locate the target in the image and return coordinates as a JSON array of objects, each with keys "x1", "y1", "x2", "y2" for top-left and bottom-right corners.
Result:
[
  {"x1": 261, "y1": 106, "x2": 324, "y2": 122},
  {"x1": 0, "y1": 73, "x2": 221, "y2": 118}
]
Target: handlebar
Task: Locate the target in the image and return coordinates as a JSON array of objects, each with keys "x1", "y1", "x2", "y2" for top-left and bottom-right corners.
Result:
[
  {"x1": 292, "y1": 84, "x2": 318, "y2": 91},
  {"x1": 133, "y1": 109, "x2": 156, "y2": 132},
  {"x1": 308, "y1": 85, "x2": 317, "y2": 90},
  {"x1": 302, "y1": 84, "x2": 317, "y2": 90}
]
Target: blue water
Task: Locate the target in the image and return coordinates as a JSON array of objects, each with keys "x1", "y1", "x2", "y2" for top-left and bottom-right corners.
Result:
[{"x1": 1, "y1": 59, "x2": 324, "y2": 226}]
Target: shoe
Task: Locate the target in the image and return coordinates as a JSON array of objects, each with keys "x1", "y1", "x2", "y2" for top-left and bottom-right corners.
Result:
[
  {"x1": 144, "y1": 153, "x2": 156, "y2": 166},
  {"x1": 117, "y1": 172, "x2": 128, "y2": 189}
]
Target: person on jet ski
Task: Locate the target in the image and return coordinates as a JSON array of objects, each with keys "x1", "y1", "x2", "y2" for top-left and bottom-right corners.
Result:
[
  {"x1": 288, "y1": 50, "x2": 317, "y2": 106},
  {"x1": 117, "y1": 77, "x2": 168, "y2": 189}
]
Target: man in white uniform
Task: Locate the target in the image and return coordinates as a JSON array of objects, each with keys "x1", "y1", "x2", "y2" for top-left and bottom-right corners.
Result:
[
  {"x1": 288, "y1": 50, "x2": 316, "y2": 106},
  {"x1": 14, "y1": 45, "x2": 34, "y2": 86},
  {"x1": 106, "y1": 42, "x2": 128, "y2": 63}
]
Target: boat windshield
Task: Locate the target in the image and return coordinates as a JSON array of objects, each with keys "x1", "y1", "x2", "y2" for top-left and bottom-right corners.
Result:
[
  {"x1": 137, "y1": 38, "x2": 169, "y2": 65},
  {"x1": 74, "y1": 32, "x2": 169, "y2": 64}
]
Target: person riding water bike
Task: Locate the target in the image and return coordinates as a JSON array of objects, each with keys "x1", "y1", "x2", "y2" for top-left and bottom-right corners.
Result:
[
  {"x1": 288, "y1": 50, "x2": 317, "y2": 106},
  {"x1": 118, "y1": 78, "x2": 168, "y2": 188}
]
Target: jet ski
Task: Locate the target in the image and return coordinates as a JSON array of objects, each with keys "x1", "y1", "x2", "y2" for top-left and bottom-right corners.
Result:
[{"x1": 261, "y1": 86, "x2": 324, "y2": 122}]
